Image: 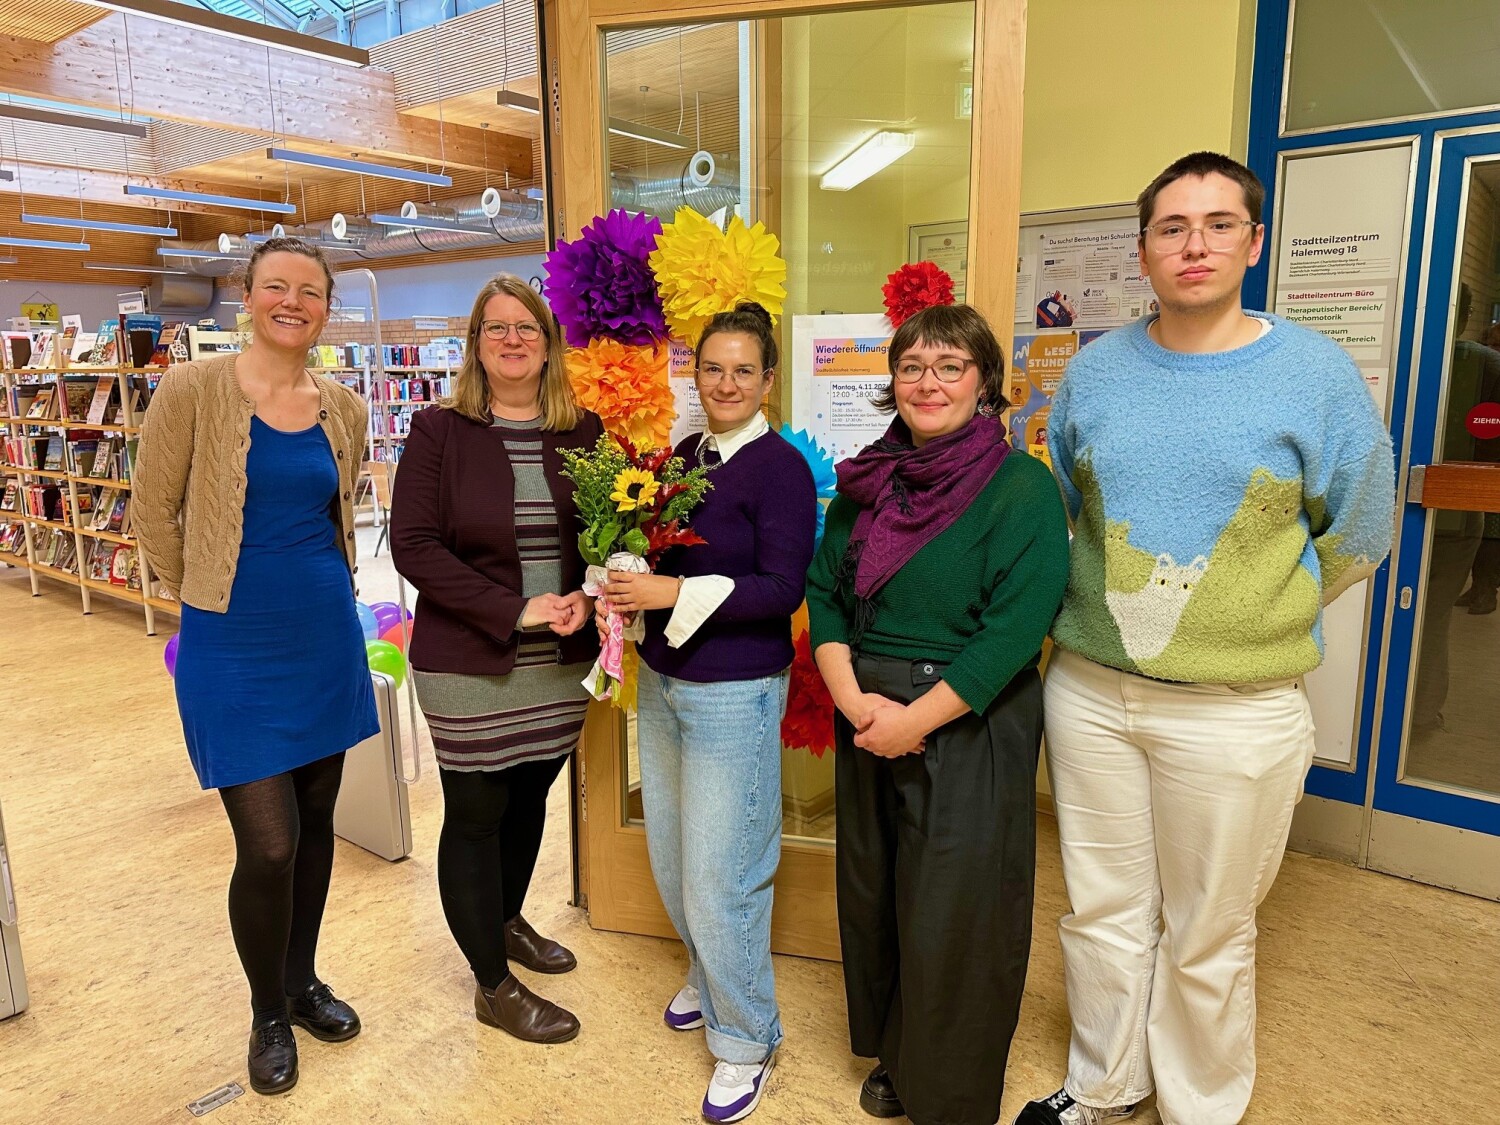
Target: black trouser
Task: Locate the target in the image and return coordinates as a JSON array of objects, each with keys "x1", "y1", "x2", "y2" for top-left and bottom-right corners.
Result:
[
  {"x1": 218, "y1": 752, "x2": 347, "y2": 1022},
  {"x1": 437, "y1": 755, "x2": 567, "y2": 989},
  {"x1": 835, "y1": 655, "x2": 1042, "y2": 1125}
]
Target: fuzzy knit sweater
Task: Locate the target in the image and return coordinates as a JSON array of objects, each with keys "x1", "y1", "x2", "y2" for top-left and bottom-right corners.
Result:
[
  {"x1": 135, "y1": 353, "x2": 367, "y2": 612},
  {"x1": 1047, "y1": 313, "x2": 1395, "y2": 683}
]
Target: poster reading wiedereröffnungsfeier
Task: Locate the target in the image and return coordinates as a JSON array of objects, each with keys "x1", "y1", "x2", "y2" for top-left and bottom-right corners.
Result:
[{"x1": 791, "y1": 314, "x2": 893, "y2": 463}]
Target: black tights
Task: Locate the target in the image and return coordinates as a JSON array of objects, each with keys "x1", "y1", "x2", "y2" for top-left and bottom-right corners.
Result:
[
  {"x1": 437, "y1": 756, "x2": 566, "y2": 989},
  {"x1": 218, "y1": 752, "x2": 346, "y2": 1022}
]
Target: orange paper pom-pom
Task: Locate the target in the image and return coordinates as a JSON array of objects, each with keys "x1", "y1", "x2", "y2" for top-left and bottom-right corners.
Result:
[{"x1": 567, "y1": 339, "x2": 677, "y2": 450}]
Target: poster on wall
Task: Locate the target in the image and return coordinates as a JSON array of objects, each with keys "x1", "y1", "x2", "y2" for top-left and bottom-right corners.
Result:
[
  {"x1": 1007, "y1": 330, "x2": 1105, "y2": 465},
  {"x1": 1031, "y1": 224, "x2": 1155, "y2": 331},
  {"x1": 1270, "y1": 140, "x2": 1416, "y2": 769},
  {"x1": 667, "y1": 340, "x2": 708, "y2": 447},
  {"x1": 790, "y1": 314, "x2": 893, "y2": 462},
  {"x1": 908, "y1": 221, "x2": 968, "y2": 302}
]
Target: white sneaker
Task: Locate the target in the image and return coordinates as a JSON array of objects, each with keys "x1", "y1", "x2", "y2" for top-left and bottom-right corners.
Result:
[
  {"x1": 702, "y1": 1054, "x2": 775, "y2": 1123},
  {"x1": 1015, "y1": 1088, "x2": 1138, "y2": 1125},
  {"x1": 664, "y1": 984, "x2": 704, "y2": 1031}
]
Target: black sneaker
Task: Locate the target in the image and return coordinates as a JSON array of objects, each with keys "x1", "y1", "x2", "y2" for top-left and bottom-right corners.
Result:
[{"x1": 1015, "y1": 1088, "x2": 1138, "y2": 1125}]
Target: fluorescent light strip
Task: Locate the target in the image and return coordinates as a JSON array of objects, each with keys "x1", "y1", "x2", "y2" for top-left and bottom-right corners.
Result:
[
  {"x1": 77, "y1": 0, "x2": 369, "y2": 67},
  {"x1": 819, "y1": 131, "x2": 916, "y2": 192},
  {"x1": 0, "y1": 235, "x2": 91, "y2": 251},
  {"x1": 0, "y1": 102, "x2": 147, "y2": 139},
  {"x1": 125, "y1": 185, "x2": 296, "y2": 215},
  {"x1": 157, "y1": 247, "x2": 248, "y2": 260},
  {"x1": 23, "y1": 212, "x2": 178, "y2": 237},
  {"x1": 84, "y1": 263, "x2": 192, "y2": 275},
  {"x1": 496, "y1": 91, "x2": 541, "y2": 114},
  {"x1": 244, "y1": 232, "x2": 360, "y2": 247},
  {"x1": 266, "y1": 147, "x2": 453, "y2": 188},
  {"x1": 369, "y1": 212, "x2": 489, "y2": 235},
  {"x1": 606, "y1": 117, "x2": 690, "y2": 150}
]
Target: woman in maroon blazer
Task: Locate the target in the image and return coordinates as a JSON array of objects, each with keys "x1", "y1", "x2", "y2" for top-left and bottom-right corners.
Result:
[{"x1": 391, "y1": 274, "x2": 600, "y2": 1044}]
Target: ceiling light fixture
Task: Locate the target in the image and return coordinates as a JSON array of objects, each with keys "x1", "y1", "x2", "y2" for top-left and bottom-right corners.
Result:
[
  {"x1": 23, "y1": 212, "x2": 178, "y2": 237},
  {"x1": 124, "y1": 184, "x2": 296, "y2": 215},
  {"x1": 819, "y1": 131, "x2": 916, "y2": 192},
  {"x1": 606, "y1": 117, "x2": 691, "y2": 151},
  {"x1": 496, "y1": 91, "x2": 541, "y2": 115},
  {"x1": 83, "y1": 263, "x2": 193, "y2": 275},
  {"x1": 0, "y1": 235, "x2": 91, "y2": 251},
  {"x1": 368, "y1": 212, "x2": 485, "y2": 234},
  {"x1": 265, "y1": 148, "x2": 453, "y2": 188},
  {"x1": 0, "y1": 102, "x2": 148, "y2": 139},
  {"x1": 76, "y1": 0, "x2": 369, "y2": 67}
]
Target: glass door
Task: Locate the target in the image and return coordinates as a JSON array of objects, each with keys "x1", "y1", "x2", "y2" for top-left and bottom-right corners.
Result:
[{"x1": 1371, "y1": 129, "x2": 1500, "y2": 899}]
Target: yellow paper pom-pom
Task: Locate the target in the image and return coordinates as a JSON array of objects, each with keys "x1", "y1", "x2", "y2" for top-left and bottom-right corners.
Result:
[
  {"x1": 647, "y1": 208, "x2": 788, "y2": 346},
  {"x1": 566, "y1": 339, "x2": 677, "y2": 450}
]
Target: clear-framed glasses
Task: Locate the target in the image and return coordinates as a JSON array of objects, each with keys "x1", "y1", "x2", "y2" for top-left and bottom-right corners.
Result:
[
  {"x1": 480, "y1": 319, "x2": 543, "y2": 341},
  {"x1": 893, "y1": 358, "x2": 974, "y2": 384},
  {"x1": 695, "y1": 363, "x2": 769, "y2": 387},
  {"x1": 1142, "y1": 218, "x2": 1258, "y2": 253}
]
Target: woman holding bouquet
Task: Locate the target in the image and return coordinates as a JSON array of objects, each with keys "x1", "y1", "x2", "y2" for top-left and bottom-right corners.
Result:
[
  {"x1": 805, "y1": 304, "x2": 1069, "y2": 1125},
  {"x1": 390, "y1": 274, "x2": 600, "y2": 1045},
  {"x1": 601, "y1": 302, "x2": 818, "y2": 1123}
]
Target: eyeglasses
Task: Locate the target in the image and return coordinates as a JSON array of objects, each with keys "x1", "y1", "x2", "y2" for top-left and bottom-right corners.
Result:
[
  {"x1": 480, "y1": 319, "x2": 542, "y2": 341},
  {"x1": 893, "y1": 358, "x2": 974, "y2": 384},
  {"x1": 695, "y1": 364, "x2": 769, "y2": 387},
  {"x1": 1142, "y1": 219, "x2": 1258, "y2": 253}
]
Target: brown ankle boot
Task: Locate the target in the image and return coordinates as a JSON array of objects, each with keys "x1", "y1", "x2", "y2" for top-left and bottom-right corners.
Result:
[
  {"x1": 504, "y1": 915, "x2": 577, "y2": 974},
  {"x1": 475, "y1": 975, "x2": 580, "y2": 1043}
]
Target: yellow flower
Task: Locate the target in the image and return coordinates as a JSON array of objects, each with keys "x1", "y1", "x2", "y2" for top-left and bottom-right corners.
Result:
[
  {"x1": 648, "y1": 208, "x2": 787, "y2": 345},
  {"x1": 611, "y1": 467, "x2": 660, "y2": 512}
]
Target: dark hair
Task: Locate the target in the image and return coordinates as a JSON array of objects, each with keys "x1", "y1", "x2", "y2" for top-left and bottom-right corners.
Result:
[
  {"x1": 1137, "y1": 151, "x2": 1265, "y2": 231},
  {"x1": 239, "y1": 236, "x2": 336, "y2": 301},
  {"x1": 695, "y1": 301, "x2": 779, "y2": 371},
  {"x1": 873, "y1": 304, "x2": 1009, "y2": 414}
]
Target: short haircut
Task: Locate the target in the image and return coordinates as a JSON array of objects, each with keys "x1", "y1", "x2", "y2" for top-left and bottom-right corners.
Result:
[
  {"x1": 1137, "y1": 151, "x2": 1266, "y2": 231},
  {"x1": 873, "y1": 304, "x2": 1009, "y2": 415}
]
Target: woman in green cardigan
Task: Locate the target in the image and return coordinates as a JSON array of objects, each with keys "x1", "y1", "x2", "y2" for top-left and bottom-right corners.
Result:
[{"x1": 806, "y1": 304, "x2": 1069, "y2": 1125}]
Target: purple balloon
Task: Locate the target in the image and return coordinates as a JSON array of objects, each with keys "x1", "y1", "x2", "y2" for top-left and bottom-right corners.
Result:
[
  {"x1": 370, "y1": 602, "x2": 412, "y2": 633},
  {"x1": 164, "y1": 633, "x2": 180, "y2": 678}
]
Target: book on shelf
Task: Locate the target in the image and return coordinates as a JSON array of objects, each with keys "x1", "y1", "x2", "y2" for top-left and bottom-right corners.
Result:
[
  {"x1": 125, "y1": 551, "x2": 142, "y2": 591},
  {"x1": 71, "y1": 332, "x2": 98, "y2": 364},
  {"x1": 89, "y1": 437, "x2": 118, "y2": 479},
  {"x1": 85, "y1": 376, "x2": 117, "y2": 424},
  {"x1": 92, "y1": 488, "x2": 117, "y2": 530},
  {"x1": 67, "y1": 438, "x2": 99, "y2": 477},
  {"x1": 43, "y1": 436, "x2": 65, "y2": 471},
  {"x1": 0, "y1": 522, "x2": 26, "y2": 555},
  {"x1": 1, "y1": 479, "x2": 17, "y2": 512},
  {"x1": 52, "y1": 530, "x2": 78, "y2": 575},
  {"x1": 2, "y1": 332, "x2": 31, "y2": 369},
  {"x1": 61, "y1": 378, "x2": 94, "y2": 421},
  {"x1": 26, "y1": 331, "x2": 55, "y2": 369},
  {"x1": 85, "y1": 539, "x2": 114, "y2": 582},
  {"x1": 8, "y1": 382, "x2": 39, "y2": 418},
  {"x1": 26, "y1": 386, "x2": 57, "y2": 418},
  {"x1": 90, "y1": 321, "x2": 119, "y2": 366},
  {"x1": 105, "y1": 493, "x2": 130, "y2": 535},
  {"x1": 148, "y1": 324, "x2": 181, "y2": 367},
  {"x1": 110, "y1": 544, "x2": 132, "y2": 585},
  {"x1": 58, "y1": 324, "x2": 78, "y2": 365},
  {"x1": 122, "y1": 437, "x2": 139, "y2": 480}
]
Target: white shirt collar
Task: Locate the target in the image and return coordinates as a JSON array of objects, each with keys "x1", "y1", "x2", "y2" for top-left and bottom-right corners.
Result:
[{"x1": 697, "y1": 411, "x2": 769, "y2": 465}]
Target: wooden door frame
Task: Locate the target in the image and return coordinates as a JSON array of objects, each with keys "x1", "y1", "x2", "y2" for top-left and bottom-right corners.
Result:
[{"x1": 547, "y1": 0, "x2": 1027, "y2": 957}]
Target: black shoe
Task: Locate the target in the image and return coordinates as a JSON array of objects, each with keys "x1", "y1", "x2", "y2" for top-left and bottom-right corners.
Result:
[
  {"x1": 247, "y1": 1018, "x2": 298, "y2": 1096},
  {"x1": 1468, "y1": 591, "x2": 1497, "y2": 615},
  {"x1": 287, "y1": 982, "x2": 361, "y2": 1043},
  {"x1": 504, "y1": 915, "x2": 578, "y2": 974},
  {"x1": 859, "y1": 1065, "x2": 904, "y2": 1118},
  {"x1": 1015, "y1": 1088, "x2": 1139, "y2": 1124}
]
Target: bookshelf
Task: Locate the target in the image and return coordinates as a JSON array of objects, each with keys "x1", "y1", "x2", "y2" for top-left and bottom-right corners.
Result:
[{"x1": 0, "y1": 365, "x2": 177, "y2": 635}]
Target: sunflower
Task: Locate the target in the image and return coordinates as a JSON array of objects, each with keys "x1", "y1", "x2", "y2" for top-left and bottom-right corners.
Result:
[{"x1": 611, "y1": 467, "x2": 661, "y2": 513}]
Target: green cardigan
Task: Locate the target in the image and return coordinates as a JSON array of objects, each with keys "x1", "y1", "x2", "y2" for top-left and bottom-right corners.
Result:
[{"x1": 806, "y1": 450, "x2": 1070, "y2": 714}]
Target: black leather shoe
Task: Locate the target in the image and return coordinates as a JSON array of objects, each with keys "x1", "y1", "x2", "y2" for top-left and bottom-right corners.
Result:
[
  {"x1": 247, "y1": 1018, "x2": 298, "y2": 1096},
  {"x1": 859, "y1": 1065, "x2": 904, "y2": 1118},
  {"x1": 287, "y1": 982, "x2": 361, "y2": 1043},
  {"x1": 475, "y1": 975, "x2": 580, "y2": 1043},
  {"x1": 504, "y1": 915, "x2": 577, "y2": 974}
]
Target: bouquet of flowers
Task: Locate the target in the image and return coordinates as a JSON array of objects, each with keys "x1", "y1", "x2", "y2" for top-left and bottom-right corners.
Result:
[{"x1": 561, "y1": 434, "x2": 713, "y2": 709}]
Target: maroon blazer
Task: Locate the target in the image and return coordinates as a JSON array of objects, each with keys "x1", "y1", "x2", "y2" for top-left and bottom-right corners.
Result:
[{"x1": 390, "y1": 404, "x2": 604, "y2": 675}]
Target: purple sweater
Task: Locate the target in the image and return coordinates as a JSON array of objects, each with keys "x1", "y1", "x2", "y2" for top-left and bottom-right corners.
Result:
[{"x1": 639, "y1": 429, "x2": 818, "y2": 683}]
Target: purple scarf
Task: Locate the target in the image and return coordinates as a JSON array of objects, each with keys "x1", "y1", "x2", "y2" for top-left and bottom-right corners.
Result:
[{"x1": 837, "y1": 413, "x2": 1010, "y2": 622}]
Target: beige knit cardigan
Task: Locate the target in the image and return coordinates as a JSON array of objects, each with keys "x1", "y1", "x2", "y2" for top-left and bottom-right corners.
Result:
[{"x1": 134, "y1": 353, "x2": 368, "y2": 612}]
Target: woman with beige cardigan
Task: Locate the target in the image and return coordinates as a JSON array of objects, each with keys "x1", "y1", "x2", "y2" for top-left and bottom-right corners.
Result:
[{"x1": 135, "y1": 238, "x2": 377, "y2": 1098}]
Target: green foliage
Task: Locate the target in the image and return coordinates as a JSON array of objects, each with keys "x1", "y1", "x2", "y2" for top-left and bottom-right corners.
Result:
[{"x1": 560, "y1": 434, "x2": 714, "y2": 566}]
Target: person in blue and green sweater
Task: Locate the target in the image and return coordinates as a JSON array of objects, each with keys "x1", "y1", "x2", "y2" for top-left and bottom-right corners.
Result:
[{"x1": 1016, "y1": 153, "x2": 1395, "y2": 1125}]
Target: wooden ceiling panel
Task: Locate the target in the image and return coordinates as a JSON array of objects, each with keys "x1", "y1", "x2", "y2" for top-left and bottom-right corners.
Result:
[
  {"x1": 0, "y1": 193, "x2": 171, "y2": 285},
  {"x1": 0, "y1": 0, "x2": 106, "y2": 43}
]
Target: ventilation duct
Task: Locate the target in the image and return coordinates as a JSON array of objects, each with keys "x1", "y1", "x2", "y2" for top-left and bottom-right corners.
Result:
[
  {"x1": 147, "y1": 274, "x2": 215, "y2": 315},
  {"x1": 609, "y1": 151, "x2": 741, "y2": 220}
]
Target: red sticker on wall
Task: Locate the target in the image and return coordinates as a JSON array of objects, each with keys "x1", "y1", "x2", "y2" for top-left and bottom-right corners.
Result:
[{"x1": 1467, "y1": 403, "x2": 1500, "y2": 441}]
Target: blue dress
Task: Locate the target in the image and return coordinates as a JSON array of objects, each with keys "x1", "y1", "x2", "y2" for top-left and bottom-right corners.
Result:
[{"x1": 175, "y1": 415, "x2": 378, "y2": 789}]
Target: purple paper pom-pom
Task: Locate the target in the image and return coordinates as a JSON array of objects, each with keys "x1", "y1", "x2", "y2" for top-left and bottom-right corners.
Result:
[{"x1": 543, "y1": 209, "x2": 668, "y2": 347}]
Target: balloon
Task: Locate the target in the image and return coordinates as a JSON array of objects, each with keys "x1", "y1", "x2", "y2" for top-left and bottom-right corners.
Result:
[
  {"x1": 356, "y1": 601, "x2": 379, "y2": 641},
  {"x1": 378, "y1": 621, "x2": 410, "y2": 652},
  {"x1": 370, "y1": 601, "x2": 411, "y2": 634},
  {"x1": 365, "y1": 639, "x2": 407, "y2": 686},
  {"x1": 163, "y1": 633, "x2": 180, "y2": 678}
]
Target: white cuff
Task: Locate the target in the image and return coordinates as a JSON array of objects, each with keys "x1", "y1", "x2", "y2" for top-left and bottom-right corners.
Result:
[{"x1": 665, "y1": 575, "x2": 735, "y2": 648}]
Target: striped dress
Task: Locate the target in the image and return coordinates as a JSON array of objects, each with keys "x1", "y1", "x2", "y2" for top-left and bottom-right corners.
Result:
[{"x1": 411, "y1": 415, "x2": 591, "y2": 772}]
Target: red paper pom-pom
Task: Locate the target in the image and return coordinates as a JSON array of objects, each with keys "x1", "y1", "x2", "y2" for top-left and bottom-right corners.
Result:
[
  {"x1": 780, "y1": 630, "x2": 836, "y2": 757},
  {"x1": 882, "y1": 261, "x2": 956, "y2": 328}
]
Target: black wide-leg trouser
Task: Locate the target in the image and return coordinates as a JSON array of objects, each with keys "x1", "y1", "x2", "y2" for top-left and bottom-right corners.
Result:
[{"x1": 835, "y1": 654, "x2": 1042, "y2": 1125}]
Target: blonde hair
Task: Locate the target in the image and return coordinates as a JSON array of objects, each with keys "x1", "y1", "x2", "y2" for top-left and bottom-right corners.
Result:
[{"x1": 441, "y1": 274, "x2": 580, "y2": 431}]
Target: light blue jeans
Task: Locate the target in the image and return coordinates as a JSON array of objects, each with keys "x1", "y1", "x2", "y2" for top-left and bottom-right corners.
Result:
[{"x1": 636, "y1": 663, "x2": 788, "y2": 1064}]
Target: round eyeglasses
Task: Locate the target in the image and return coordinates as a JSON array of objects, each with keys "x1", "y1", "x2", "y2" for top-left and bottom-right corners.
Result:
[
  {"x1": 893, "y1": 358, "x2": 974, "y2": 384},
  {"x1": 480, "y1": 320, "x2": 542, "y2": 341}
]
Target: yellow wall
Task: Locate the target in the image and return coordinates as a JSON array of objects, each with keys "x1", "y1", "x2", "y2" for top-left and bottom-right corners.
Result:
[{"x1": 1020, "y1": 0, "x2": 1258, "y2": 214}]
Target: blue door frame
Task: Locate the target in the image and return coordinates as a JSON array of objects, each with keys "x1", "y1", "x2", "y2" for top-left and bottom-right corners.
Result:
[{"x1": 1245, "y1": 1, "x2": 1500, "y2": 836}]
